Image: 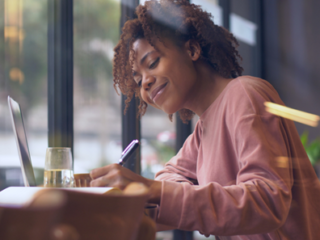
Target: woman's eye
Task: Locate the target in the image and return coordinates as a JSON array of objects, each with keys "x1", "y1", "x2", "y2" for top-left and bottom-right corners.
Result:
[
  {"x1": 149, "y1": 57, "x2": 160, "y2": 69},
  {"x1": 137, "y1": 79, "x2": 142, "y2": 87}
]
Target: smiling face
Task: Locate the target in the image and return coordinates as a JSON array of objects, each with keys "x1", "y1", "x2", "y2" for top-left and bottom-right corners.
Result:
[{"x1": 131, "y1": 38, "x2": 199, "y2": 115}]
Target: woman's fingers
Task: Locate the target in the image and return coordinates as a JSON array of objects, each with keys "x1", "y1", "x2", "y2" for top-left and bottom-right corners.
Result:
[
  {"x1": 89, "y1": 164, "x2": 161, "y2": 203},
  {"x1": 90, "y1": 166, "x2": 119, "y2": 187},
  {"x1": 90, "y1": 175, "x2": 110, "y2": 187},
  {"x1": 90, "y1": 163, "x2": 118, "y2": 179},
  {"x1": 90, "y1": 164, "x2": 134, "y2": 189},
  {"x1": 89, "y1": 163, "x2": 153, "y2": 191}
]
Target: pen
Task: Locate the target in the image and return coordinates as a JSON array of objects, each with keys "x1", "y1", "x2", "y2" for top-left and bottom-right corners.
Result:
[{"x1": 118, "y1": 139, "x2": 140, "y2": 166}]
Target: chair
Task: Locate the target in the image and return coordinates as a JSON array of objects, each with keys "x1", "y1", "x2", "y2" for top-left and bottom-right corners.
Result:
[
  {"x1": 31, "y1": 181, "x2": 154, "y2": 240},
  {"x1": 1, "y1": 177, "x2": 155, "y2": 240},
  {"x1": 0, "y1": 190, "x2": 66, "y2": 240},
  {"x1": 58, "y1": 189, "x2": 149, "y2": 240}
]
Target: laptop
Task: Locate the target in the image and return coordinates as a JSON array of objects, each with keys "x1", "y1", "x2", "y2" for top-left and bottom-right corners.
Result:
[{"x1": 7, "y1": 96, "x2": 37, "y2": 187}]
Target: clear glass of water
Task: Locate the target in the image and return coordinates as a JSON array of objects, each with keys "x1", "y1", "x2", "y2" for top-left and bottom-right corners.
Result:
[{"x1": 43, "y1": 147, "x2": 75, "y2": 187}]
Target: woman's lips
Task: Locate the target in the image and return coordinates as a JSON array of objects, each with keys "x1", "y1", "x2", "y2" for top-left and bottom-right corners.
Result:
[{"x1": 150, "y1": 83, "x2": 167, "y2": 102}]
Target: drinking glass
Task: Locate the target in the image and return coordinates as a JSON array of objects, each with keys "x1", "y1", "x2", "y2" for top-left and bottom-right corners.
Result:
[{"x1": 43, "y1": 147, "x2": 75, "y2": 187}]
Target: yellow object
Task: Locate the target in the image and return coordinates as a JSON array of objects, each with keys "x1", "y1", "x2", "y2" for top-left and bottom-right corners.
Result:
[{"x1": 264, "y1": 102, "x2": 320, "y2": 127}]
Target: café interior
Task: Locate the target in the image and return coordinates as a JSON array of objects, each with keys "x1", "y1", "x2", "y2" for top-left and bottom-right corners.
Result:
[{"x1": 0, "y1": 0, "x2": 320, "y2": 239}]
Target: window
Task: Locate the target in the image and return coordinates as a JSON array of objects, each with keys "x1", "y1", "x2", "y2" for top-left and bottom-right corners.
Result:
[
  {"x1": 0, "y1": 0, "x2": 48, "y2": 189},
  {"x1": 73, "y1": 0, "x2": 121, "y2": 173}
]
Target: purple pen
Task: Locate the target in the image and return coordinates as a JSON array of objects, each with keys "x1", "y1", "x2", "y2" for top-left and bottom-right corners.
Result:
[{"x1": 118, "y1": 139, "x2": 140, "y2": 166}]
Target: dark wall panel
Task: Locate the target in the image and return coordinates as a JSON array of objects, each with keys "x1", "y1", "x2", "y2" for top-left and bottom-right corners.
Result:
[{"x1": 263, "y1": 0, "x2": 320, "y2": 139}]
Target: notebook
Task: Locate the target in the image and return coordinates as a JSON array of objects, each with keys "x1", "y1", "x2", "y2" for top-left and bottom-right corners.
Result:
[{"x1": 7, "y1": 96, "x2": 37, "y2": 187}]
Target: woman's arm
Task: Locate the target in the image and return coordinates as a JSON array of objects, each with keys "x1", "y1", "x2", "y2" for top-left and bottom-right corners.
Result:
[
  {"x1": 155, "y1": 123, "x2": 201, "y2": 184},
  {"x1": 90, "y1": 163, "x2": 162, "y2": 204}
]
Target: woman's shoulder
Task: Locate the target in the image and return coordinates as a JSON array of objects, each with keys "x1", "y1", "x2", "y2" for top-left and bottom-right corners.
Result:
[
  {"x1": 201, "y1": 75, "x2": 282, "y2": 120},
  {"x1": 228, "y1": 76, "x2": 276, "y2": 93},
  {"x1": 221, "y1": 75, "x2": 282, "y2": 115}
]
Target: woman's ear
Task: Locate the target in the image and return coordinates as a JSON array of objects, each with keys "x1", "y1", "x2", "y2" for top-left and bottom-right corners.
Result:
[{"x1": 185, "y1": 40, "x2": 201, "y2": 61}]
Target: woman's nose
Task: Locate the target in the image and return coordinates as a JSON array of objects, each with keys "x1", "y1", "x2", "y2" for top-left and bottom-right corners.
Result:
[{"x1": 142, "y1": 75, "x2": 155, "y2": 90}]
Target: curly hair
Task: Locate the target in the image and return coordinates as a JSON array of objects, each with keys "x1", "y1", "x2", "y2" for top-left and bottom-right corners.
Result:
[{"x1": 113, "y1": 0, "x2": 243, "y2": 122}]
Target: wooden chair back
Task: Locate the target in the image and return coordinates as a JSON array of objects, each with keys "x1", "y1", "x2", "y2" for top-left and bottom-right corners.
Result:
[
  {"x1": 57, "y1": 189, "x2": 148, "y2": 240},
  {"x1": 0, "y1": 190, "x2": 65, "y2": 240}
]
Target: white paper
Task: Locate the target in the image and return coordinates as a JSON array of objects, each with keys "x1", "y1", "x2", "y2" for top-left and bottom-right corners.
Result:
[{"x1": 0, "y1": 186, "x2": 114, "y2": 207}]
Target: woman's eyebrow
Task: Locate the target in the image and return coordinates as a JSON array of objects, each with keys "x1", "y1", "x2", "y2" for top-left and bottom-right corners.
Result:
[
  {"x1": 140, "y1": 51, "x2": 156, "y2": 65},
  {"x1": 132, "y1": 50, "x2": 157, "y2": 77}
]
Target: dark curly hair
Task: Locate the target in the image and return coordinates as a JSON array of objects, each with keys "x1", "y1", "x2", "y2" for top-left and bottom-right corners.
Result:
[{"x1": 113, "y1": 0, "x2": 243, "y2": 122}]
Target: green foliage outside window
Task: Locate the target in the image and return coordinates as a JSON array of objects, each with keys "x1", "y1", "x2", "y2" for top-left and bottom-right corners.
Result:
[{"x1": 301, "y1": 131, "x2": 320, "y2": 165}]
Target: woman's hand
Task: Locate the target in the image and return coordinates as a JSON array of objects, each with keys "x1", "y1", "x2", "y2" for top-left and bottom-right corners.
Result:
[
  {"x1": 90, "y1": 163, "x2": 161, "y2": 204},
  {"x1": 90, "y1": 163, "x2": 150, "y2": 189}
]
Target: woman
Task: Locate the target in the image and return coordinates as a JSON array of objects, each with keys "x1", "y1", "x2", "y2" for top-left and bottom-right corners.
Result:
[{"x1": 90, "y1": 0, "x2": 320, "y2": 239}]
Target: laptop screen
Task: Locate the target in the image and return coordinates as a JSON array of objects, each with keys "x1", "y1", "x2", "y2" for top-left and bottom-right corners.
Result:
[{"x1": 8, "y1": 96, "x2": 37, "y2": 187}]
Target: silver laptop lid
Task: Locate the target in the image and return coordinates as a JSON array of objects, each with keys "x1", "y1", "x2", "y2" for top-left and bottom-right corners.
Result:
[{"x1": 8, "y1": 96, "x2": 37, "y2": 187}]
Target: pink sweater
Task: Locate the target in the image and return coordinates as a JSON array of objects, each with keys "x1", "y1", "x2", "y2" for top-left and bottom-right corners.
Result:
[{"x1": 155, "y1": 76, "x2": 320, "y2": 239}]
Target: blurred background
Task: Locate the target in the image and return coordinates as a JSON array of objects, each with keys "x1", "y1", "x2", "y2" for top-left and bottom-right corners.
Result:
[{"x1": 1, "y1": 0, "x2": 320, "y2": 239}]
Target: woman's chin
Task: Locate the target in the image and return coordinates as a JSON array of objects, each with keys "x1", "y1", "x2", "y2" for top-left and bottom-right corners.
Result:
[
  {"x1": 161, "y1": 107, "x2": 179, "y2": 115},
  {"x1": 152, "y1": 101, "x2": 180, "y2": 115}
]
